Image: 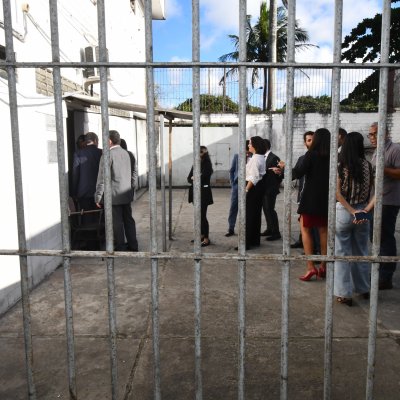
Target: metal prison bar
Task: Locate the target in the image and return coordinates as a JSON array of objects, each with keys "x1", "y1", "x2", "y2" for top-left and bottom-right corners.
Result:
[{"x1": 0, "y1": 0, "x2": 395, "y2": 399}]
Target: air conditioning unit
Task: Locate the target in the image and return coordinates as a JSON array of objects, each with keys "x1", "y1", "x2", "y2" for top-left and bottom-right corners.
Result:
[{"x1": 81, "y1": 46, "x2": 110, "y2": 80}]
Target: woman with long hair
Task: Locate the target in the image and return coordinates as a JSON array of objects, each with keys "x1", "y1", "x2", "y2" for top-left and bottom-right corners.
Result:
[
  {"x1": 334, "y1": 132, "x2": 373, "y2": 306},
  {"x1": 241, "y1": 136, "x2": 266, "y2": 250},
  {"x1": 187, "y1": 145, "x2": 214, "y2": 246},
  {"x1": 279, "y1": 128, "x2": 331, "y2": 280}
]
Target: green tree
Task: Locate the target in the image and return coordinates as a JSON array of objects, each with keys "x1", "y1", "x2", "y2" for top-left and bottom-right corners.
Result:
[
  {"x1": 219, "y1": 1, "x2": 315, "y2": 111},
  {"x1": 175, "y1": 94, "x2": 261, "y2": 114},
  {"x1": 278, "y1": 95, "x2": 378, "y2": 113},
  {"x1": 278, "y1": 95, "x2": 331, "y2": 114},
  {"x1": 341, "y1": 1, "x2": 400, "y2": 107}
]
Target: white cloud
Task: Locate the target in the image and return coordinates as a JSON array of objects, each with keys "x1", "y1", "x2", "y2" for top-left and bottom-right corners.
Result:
[
  {"x1": 200, "y1": 0, "x2": 268, "y2": 33},
  {"x1": 164, "y1": 0, "x2": 183, "y2": 19},
  {"x1": 296, "y1": 45, "x2": 333, "y2": 63}
]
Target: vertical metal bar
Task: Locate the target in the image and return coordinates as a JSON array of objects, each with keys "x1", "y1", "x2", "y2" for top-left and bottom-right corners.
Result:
[
  {"x1": 159, "y1": 114, "x2": 167, "y2": 252},
  {"x1": 2, "y1": 0, "x2": 36, "y2": 398},
  {"x1": 144, "y1": 1, "x2": 161, "y2": 398},
  {"x1": 323, "y1": 2, "x2": 343, "y2": 399},
  {"x1": 48, "y1": 1, "x2": 77, "y2": 398},
  {"x1": 96, "y1": 1, "x2": 118, "y2": 399},
  {"x1": 192, "y1": 1, "x2": 203, "y2": 399},
  {"x1": 238, "y1": 1, "x2": 247, "y2": 399},
  {"x1": 168, "y1": 120, "x2": 173, "y2": 240},
  {"x1": 267, "y1": 0, "x2": 277, "y2": 111},
  {"x1": 281, "y1": 0, "x2": 296, "y2": 398},
  {"x1": 366, "y1": 1, "x2": 391, "y2": 398}
]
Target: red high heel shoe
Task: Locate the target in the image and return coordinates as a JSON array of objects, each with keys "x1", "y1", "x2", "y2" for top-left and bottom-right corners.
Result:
[
  {"x1": 299, "y1": 268, "x2": 319, "y2": 281},
  {"x1": 318, "y1": 266, "x2": 326, "y2": 279}
]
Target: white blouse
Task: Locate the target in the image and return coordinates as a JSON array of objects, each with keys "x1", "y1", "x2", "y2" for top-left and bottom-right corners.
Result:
[{"x1": 246, "y1": 154, "x2": 266, "y2": 185}]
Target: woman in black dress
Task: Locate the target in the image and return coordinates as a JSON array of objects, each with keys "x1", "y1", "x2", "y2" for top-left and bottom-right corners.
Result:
[
  {"x1": 187, "y1": 146, "x2": 214, "y2": 246},
  {"x1": 279, "y1": 128, "x2": 331, "y2": 280}
]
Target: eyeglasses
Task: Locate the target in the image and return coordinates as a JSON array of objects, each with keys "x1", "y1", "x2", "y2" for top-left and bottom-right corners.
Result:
[{"x1": 367, "y1": 133, "x2": 377, "y2": 138}]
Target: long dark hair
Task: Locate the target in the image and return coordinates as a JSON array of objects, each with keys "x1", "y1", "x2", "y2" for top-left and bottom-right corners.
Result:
[
  {"x1": 310, "y1": 128, "x2": 330, "y2": 157},
  {"x1": 250, "y1": 136, "x2": 267, "y2": 155},
  {"x1": 338, "y1": 131, "x2": 365, "y2": 184},
  {"x1": 200, "y1": 145, "x2": 213, "y2": 172}
]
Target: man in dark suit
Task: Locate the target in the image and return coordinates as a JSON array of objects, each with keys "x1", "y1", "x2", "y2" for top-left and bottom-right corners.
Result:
[
  {"x1": 95, "y1": 130, "x2": 138, "y2": 251},
  {"x1": 71, "y1": 131, "x2": 102, "y2": 215},
  {"x1": 261, "y1": 139, "x2": 283, "y2": 241}
]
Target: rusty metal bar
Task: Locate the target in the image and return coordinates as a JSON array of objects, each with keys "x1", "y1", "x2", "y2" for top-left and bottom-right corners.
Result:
[
  {"x1": 2, "y1": 0, "x2": 36, "y2": 398},
  {"x1": 1, "y1": 248, "x2": 398, "y2": 263},
  {"x1": 238, "y1": 1, "x2": 247, "y2": 399},
  {"x1": 366, "y1": 1, "x2": 392, "y2": 398},
  {"x1": 48, "y1": 0, "x2": 77, "y2": 398},
  {"x1": 159, "y1": 114, "x2": 167, "y2": 252},
  {"x1": 280, "y1": 0, "x2": 297, "y2": 398},
  {"x1": 96, "y1": 1, "x2": 118, "y2": 399},
  {"x1": 144, "y1": 1, "x2": 162, "y2": 399},
  {"x1": 192, "y1": 0, "x2": 203, "y2": 398},
  {"x1": 1, "y1": 60, "x2": 397, "y2": 69},
  {"x1": 168, "y1": 120, "x2": 173, "y2": 240},
  {"x1": 323, "y1": 2, "x2": 343, "y2": 399}
]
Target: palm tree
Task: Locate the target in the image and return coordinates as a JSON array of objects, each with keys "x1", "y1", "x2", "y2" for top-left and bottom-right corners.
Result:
[{"x1": 219, "y1": 1, "x2": 316, "y2": 111}]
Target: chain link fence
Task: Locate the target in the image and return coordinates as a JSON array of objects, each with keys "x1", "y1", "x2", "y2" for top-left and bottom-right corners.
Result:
[{"x1": 154, "y1": 67, "x2": 379, "y2": 113}]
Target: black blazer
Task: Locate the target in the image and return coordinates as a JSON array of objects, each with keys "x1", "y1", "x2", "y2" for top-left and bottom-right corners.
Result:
[
  {"x1": 264, "y1": 152, "x2": 283, "y2": 195},
  {"x1": 292, "y1": 150, "x2": 330, "y2": 216},
  {"x1": 72, "y1": 145, "x2": 102, "y2": 199},
  {"x1": 187, "y1": 157, "x2": 214, "y2": 206}
]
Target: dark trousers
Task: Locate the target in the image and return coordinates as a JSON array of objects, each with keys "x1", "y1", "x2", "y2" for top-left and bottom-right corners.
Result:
[
  {"x1": 112, "y1": 203, "x2": 138, "y2": 251},
  {"x1": 246, "y1": 181, "x2": 264, "y2": 247},
  {"x1": 201, "y1": 204, "x2": 209, "y2": 238},
  {"x1": 227, "y1": 183, "x2": 238, "y2": 232},
  {"x1": 379, "y1": 205, "x2": 399, "y2": 282},
  {"x1": 262, "y1": 191, "x2": 280, "y2": 235}
]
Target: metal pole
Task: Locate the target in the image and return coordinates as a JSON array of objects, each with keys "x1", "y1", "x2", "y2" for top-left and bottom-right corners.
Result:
[
  {"x1": 48, "y1": 1, "x2": 77, "y2": 398},
  {"x1": 96, "y1": 1, "x2": 118, "y2": 399},
  {"x1": 2, "y1": 0, "x2": 36, "y2": 398},
  {"x1": 281, "y1": 0, "x2": 296, "y2": 398},
  {"x1": 168, "y1": 119, "x2": 173, "y2": 240},
  {"x1": 366, "y1": 1, "x2": 391, "y2": 398},
  {"x1": 160, "y1": 114, "x2": 167, "y2": 252},
  {"x1": 144, "y1": 1, "x2": 161, "y2": 398},
  {"x1": 238, "y1": 1, "x2": 247, "y2": 399},
  {"x1": 323, "y1": 2, "x2": 343, "y2": 399},
  {"x1": 192, "y1": 1, "x2": 203, "y2": 398},
  {"x1": 268, "y1": 0, "x2": 277, "y2": 111}
]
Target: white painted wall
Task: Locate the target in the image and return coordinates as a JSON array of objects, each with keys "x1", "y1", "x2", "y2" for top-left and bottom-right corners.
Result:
[
  {"x1": 0, "y1": 0, "x2": 153, "y2": 315},
  {"x1": 165, "y1": 113, "x2": 400, "y2": 186}
]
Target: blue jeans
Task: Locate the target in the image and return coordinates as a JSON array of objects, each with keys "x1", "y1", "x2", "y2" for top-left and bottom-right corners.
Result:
[
  {"x1": 379, "y1": 205, "x2": 400, "y2": 282},
  {"x1": 334, "y1": 203, "x2": 370, "y2": 298},
  {"x1": 227, "y1": 183, "x2": 238, "y2": 232}
]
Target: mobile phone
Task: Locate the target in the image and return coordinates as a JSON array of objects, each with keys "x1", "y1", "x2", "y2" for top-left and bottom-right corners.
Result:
[{"x1": 354, "y1": 212, "x2": 371, "y2": 221}]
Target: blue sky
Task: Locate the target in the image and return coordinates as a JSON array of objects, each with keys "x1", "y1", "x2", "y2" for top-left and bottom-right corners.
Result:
[
  {"x1": 153, "y1": 0, "x2": 383, "y2": 62},
  {"x1": 152, "y1": 0, "x2": 384, "y2": 108}
]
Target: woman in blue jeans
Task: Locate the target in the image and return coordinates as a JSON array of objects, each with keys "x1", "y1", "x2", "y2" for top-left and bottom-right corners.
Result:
[{"x1": 334, "y1": 132, "x2": 374, "y2": 306}]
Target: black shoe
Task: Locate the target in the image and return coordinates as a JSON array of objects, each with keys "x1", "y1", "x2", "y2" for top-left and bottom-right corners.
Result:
[
  {"x1": 260, "y1": 230, "x2": 272, "y2": 236},
  {"x1": 290, "y1": 241, "x2": 303, "y2": 249},
  {"x1": 379, "y1": 281, "x2": 393, "y2": 290},
  {"x1": 225, "y1": 230, "x2": 234, "y2": 237},
  {"x1": 266, "y1": 233, "x2": 282, "y2": 241},
  {"x1": 234, "y1": 246, "x2": 250, "y2": 250}
]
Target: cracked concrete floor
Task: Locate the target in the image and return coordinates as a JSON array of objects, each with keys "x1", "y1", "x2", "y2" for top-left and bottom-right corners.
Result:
[{"x1": 1, "y1": 189, "x2": 399, "y2": 399}]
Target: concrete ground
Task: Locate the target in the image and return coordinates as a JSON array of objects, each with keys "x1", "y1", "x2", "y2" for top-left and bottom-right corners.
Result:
[{"x1": 1, "y1": 188, "x2": 399, "y2": 400}]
